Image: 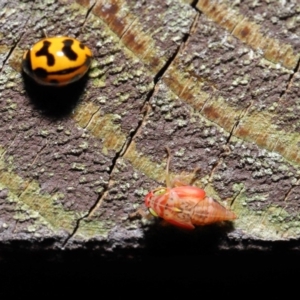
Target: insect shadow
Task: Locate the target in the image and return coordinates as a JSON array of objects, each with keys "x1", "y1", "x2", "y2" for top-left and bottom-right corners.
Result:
[
  {"x1": 132, "y1": 147, "x2": 237, "y2": 254},
  {"x1": 22, "y1": 71, "x2": 89, "y2": 118},
  {"x1": 142, "y1": 220, "x2": 236, "y2": 255}
]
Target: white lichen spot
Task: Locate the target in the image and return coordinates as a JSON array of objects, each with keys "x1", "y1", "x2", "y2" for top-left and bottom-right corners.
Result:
[
  {"x1": 97, "y1": 96, "x2": 107, "y2": 104},
  {"x1": 79, "y1": 176, "x2": 87, "y2": 184},
  {"x1": 134, "y1": 188, "x2": 148, "y2": 196},
  {"x1": 120, "y1": 93, "x2": 130, "y2": 102},
  {"x1": 120, "y1": 183, "x2": 130, "y2": 192},
  {"x1": 175, "y1": 148, "x2": 185, "y2": 157},
  {"x1": 176, "y1": 119, "x2": 188, "y2": 128},
  {"x1": 39, "y1": 130, "x2": 49, "y2": 137},
  {"x1": 71, "y1": 163, "x2": 86, "y2": 171},
  {"x1": 232, "y1": 183, "x2": 244, "y2": 193},
  {"x1": 79, "y1": 141, "x2": 88, "y2": 150},
  {"x1": 27, "y1": 225, "x2": 36, "y2": 233},
  {"x1": 132, "y1": 172, "x2": 139, "y2": 180},
  {"x1": 164, "y1": 113, "x2": 173, "y2": 120}
]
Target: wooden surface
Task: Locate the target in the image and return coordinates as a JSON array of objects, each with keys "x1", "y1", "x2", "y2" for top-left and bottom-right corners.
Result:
[{"x1": 0, "y1": 0, "x2": 300, "y2": 255}]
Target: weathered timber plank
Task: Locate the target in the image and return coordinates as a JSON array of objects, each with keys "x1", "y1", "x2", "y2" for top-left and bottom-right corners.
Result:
[{"x1": 0, "y1": 0, "x2": 300, "y2": 254}]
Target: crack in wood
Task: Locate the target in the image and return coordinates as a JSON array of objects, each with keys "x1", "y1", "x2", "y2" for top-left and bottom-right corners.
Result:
[
  {"x1": 76, "y1": 1, "x2": 97, "y2": 38},
  {"x1": 277, "y1": 56, "x2": 300, "y2": 105},
  {"x1": 83, "y1": 106, "x2": 101, "y2": 130},
  {"x1": 154, "y1": 11, "x2": 199, "y2": 85},
  {"x1": 0, "y1": 133, "x2": 18, "y2": 160},
  {"x1": 62, "y1": 213, "x2": 88, "y2": 248},
  {"x1": 230, "y1": 186, "x2": 244, "y2": 209},
  {"x1": 283, "y1": 178, "x2": 300, "y2": 203},
  {"x1": 30, "y1": 143, "x2": 48, "y2": 166},
  {"x1": 62, "y1": 17, "x2": 200, "y2": 245},
  {"x1": 226, "y1": 101, "x2": 254, "y2": 144},
  {"x1": 85, "y1": 1, "x2": 97, "y2": 20},
  {"x1": 119, "y1": 17, "x2": 138, "y2": 41},
  {"x1": 0, "y1": 2, "x2": 33, "y2": 74},
  {"x1": 62, "y1": 98, "x2": 151, "y2": 247},
  {"x1": 190, "y1": 0, "x2": 199, "y2": 9},
  {"x1": 0, "y1": 32, "x2": 24, "y2": 74},
  {"x1": 204, "y1": 101, "x2": 253, "y2": 197},
  {"x1": 17, "y1": 179, "x2": 33, "y2": 199}
]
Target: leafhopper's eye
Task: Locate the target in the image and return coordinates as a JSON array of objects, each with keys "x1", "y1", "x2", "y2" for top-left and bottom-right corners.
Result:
[{"x1": 153, "y1": 188, "x2": 167, "y2": 196}]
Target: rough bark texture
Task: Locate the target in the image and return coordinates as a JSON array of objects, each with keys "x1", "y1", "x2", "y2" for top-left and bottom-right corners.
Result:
[{"x1": 1, "y1": 0, "x2": 300, "y2": 255}]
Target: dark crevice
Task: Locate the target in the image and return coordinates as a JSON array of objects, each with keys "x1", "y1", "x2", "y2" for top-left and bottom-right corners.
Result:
[
  {"x1": 230, "y1": 186, "x2": 244, "y2": 208},
  {"x1": 190, "y1": 0, "x2": 199, "y2": 9},
  {"x1": 75, "y1": 1, "x2": 97, "y2": 38},
  {"x1": 0, "y1": 8, "x2": 32, "y2": 74},
  {"x1": 205, "y1": 101, "x2": 253, "y2": 189},
  {"x1": 62, "y1": 9, "x2": 201, "y2": 247},
  {"x1": 0, "y1": 33, "x2": 24, "y2": 74},
  {"x1": 120, "y1": 18, "x2": 137, "y2": 41},
  {"x1": 278, "y1": 56, "x2": 300, "y2": 101},
  {"x1": 85, "y1": 1, "x2": 96, "y2": 20},
  {"x1": 30, "y1": 143, "x2": 48, "y2": 166},
  {"x1": 154, "y1": 11, "x2": 199, "y2": 84},
  {"x1": 153, "y1": 44, "x2": 181, "y2": 84},
  {"x1": 229, "y1": 16, "x2": 247, "y2": 35},
  {"x1": 226, "y1": 118, "x2": 238, "y2": 145},
  {"x1": 62, "y1": 102, "x2": 150, "y2": 247},
  {"x1": 62, "y1": 214, "x2": 87, "y2": 248},
  {"x1": 226, "y1": 101, "x2": 253, "y2": 144},
  {"x1": 283, "y1": 178, "x2": 300, "y2": 203},
  {"x1": 206, "y1": 158, "x2": 223, "y2": 186}
]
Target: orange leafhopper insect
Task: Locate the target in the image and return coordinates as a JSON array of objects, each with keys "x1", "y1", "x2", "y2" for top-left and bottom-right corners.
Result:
[{"x1": 144, "y1": 148, "x2": 237, "y2": 229}]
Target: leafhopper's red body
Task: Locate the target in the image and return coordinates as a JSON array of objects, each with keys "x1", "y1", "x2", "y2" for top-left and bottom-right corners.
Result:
[{"x1": 144, "y1": 149, "x2": 237, "y2": 229}]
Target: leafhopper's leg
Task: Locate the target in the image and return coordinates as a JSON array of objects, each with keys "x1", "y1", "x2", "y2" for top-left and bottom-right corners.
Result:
[
  {"x1": 189, "y1": 167, "x2": 201, "y2": 185},
  {"x1": 165, "y1": 147, "x2": 172, "y2": 188},
  {"x1": 129, "y1": 208, "x2": 152, "y2": 220}
]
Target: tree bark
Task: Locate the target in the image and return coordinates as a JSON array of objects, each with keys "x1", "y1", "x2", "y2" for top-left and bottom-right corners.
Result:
[{"x1": 0, "y1": 0, "x2": 300, "y2": 255}]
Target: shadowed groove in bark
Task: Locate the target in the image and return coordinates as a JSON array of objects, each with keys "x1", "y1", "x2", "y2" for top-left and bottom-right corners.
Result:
[
  {"x1": 154, "y1": 22, "x2": 195, "y2": 83},
  {"x1": 226, "y1": 101, "x2": 254, "y2": 145},
  {"x1": 120, "y1": 18, "x2": 138, "y2": 41},
  {"x1": 199, "y1": 98, "x2": 253, "y2": 160},
  {"x1": 230, "y1": 185, "x2": 244, "y2": 208},
  {"x1": 62, "y1": 9, "x2": 202, "y2": 246},
  {"x1": 0, "y1": 30, "x2": 26, "y2": 73},
  {"x1": 30, "y1": 143, "x2": 48, "y2": 166},
  {"x1": 190, "y1": 0, "x2": 199, "y2": 9},
  {"x1": 0, "y1": 0, "x2": 33, "y2": 73},
  {"x1": 204, "y1": 100, "x2": 253, "y2": 196},
  {"x1": 283, "y1": 178, "x2": 300, "y2": 203},
  {"x1": 17, "y1": 179, "x2": 33, "y2": 199},
  {"x1": 75, "y1": 1, "x2": 97, "y2": 38},
  {"x1": 84, "y1": 1, "x2": 96, "y2": 20},
  {"x1": 278, "y1": 56, "x2": 300, "y2": 102}
]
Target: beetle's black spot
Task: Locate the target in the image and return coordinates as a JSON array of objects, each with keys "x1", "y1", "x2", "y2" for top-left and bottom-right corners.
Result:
[
  {"x1": 79, "y1": 43, "x2": 85, "y2": 50},
  {"x1": 62, "y1": 39, "x2": 78, "y2": 61},
  {"x1": 33, "y1": 67, "x2": 48, "y2": 78},
  {"x1": 36, "y1": 40, "x2": 55, "y2": 66}
]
